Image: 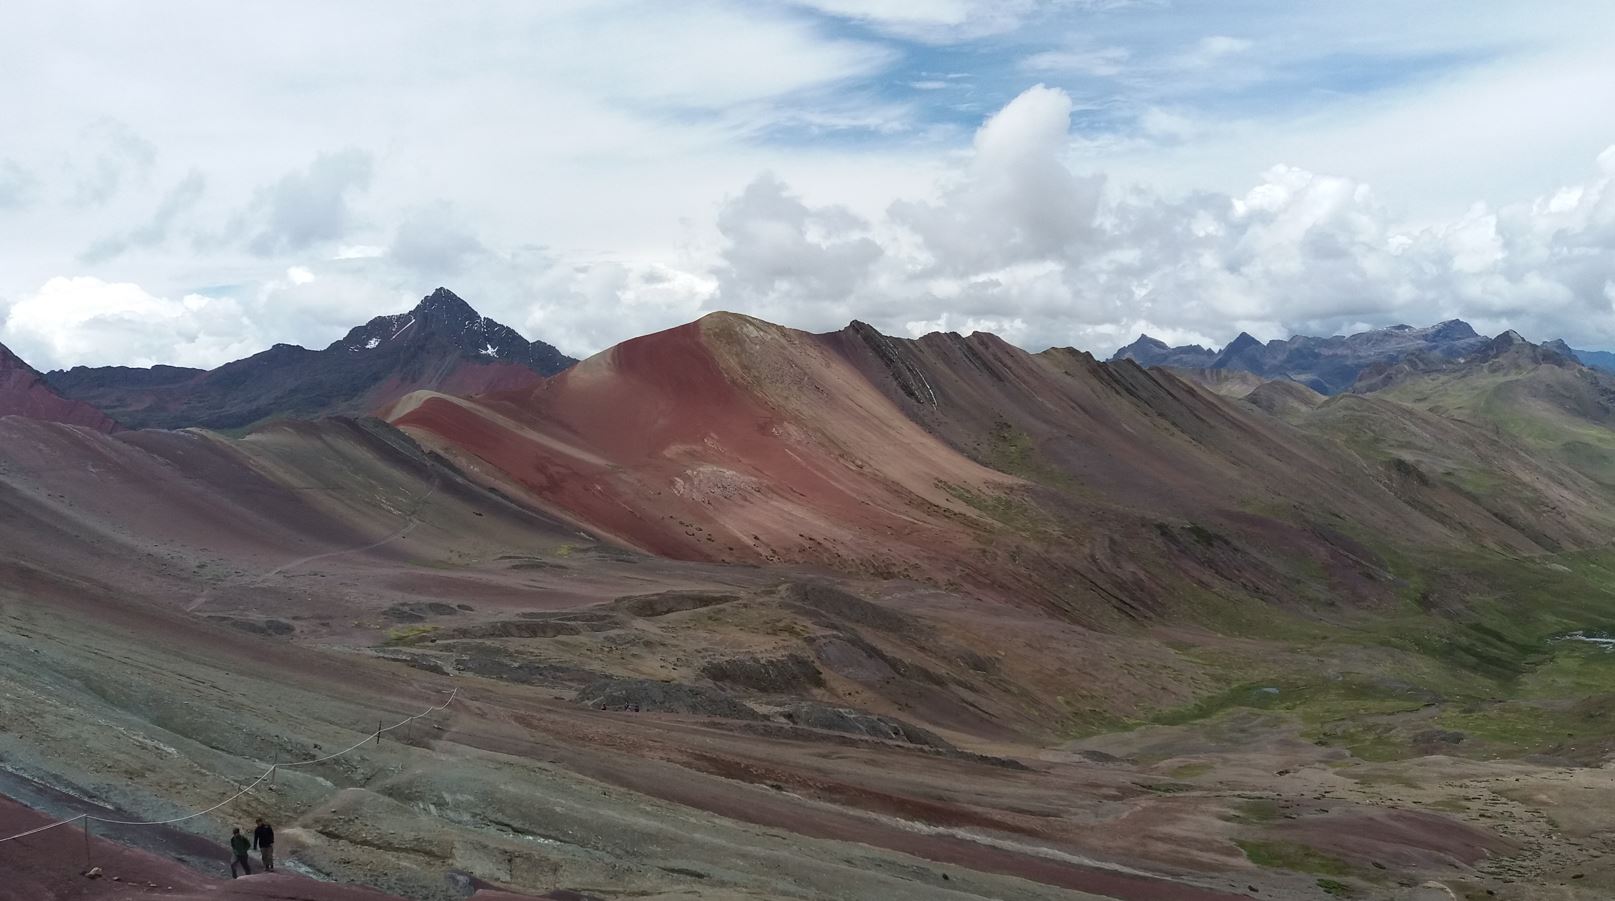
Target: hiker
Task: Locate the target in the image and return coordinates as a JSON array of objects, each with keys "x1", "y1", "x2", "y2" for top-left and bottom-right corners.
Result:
[
  {"x1": 253, "y1": 817, "x2": 276, "y2": 871},
  {"x1": 229, "y1": 827, "x2": 252, "y2": 878}
]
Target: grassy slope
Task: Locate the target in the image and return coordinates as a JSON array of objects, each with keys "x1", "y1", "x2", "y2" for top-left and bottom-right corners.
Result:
[
  {"x1": 1114, "y1": 359, "x2": 1615, "y2": 764},
  {"x1": 956, "y1": 358, "x2": 1615, "y2": 765}
]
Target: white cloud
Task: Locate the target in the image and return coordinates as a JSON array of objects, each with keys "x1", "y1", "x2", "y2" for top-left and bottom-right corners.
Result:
[
  {"x1": 525, "y1": 260, "x2": 715, "y2": 358},
  {"x1": 3, "y1": 2, "x2": 1615, "y2": 370},
  {"x1": 787, "y1": 0, "x2": 1038, "y2": 41},
  {"x1": 0, "y1": 270, "x2": 418, "y2": 370},
  {"x1": 708, "y1": 86, "x2": 1615, "y2": 352},
  {"x1": 335, "y1": 244, "x2": 387, "y2": 260},
  {"x1": 891, "y1": 85, "x2": 1103, "y2": 273},
  {"x1": 1021, "y1": 46, "x2": 1131, "y2": 77},
  {"x1": 0, "y1": 160, "x2": 39, "y2": 210},
  {"x1": 233, "y1": 149, "x2": 375, "y2": 256},
  {"x1": 69, "y1": 120, "x2": 157, "y2": 207},
  {"x1": 389, "y1": 203, "x2": 486, "y2": 276},
  {"x1": 81, "y1": 169, "x2": 206, "y2": 262},
  {"x1": 2, "y1": 277, "x2": 248, "y2": 369},
  {"x1": 712, "y1": 174, "x2": 884, "y2": 324},
  {"x1": 1174, "y1": 35, "x2": 1253, "y2": 70}
]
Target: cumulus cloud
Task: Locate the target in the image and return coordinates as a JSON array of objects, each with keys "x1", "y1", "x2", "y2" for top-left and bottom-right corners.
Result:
[
  {"x1": 2, "y1": 277, "x2": 249, "y2": 369},
  {"x1": 81, "y1": 169, "x2": 207, "y2": 262},
  {"x1": 0, "y1": 269, "x2": 415, "y2": 370},
  {"x1": 70, "y1": 120, "x2": 158, "y2": 207},
  {"x1": 0, "y1": 159, "x2": 39, "y2": 210},
  {"x1": 236, "y1": 149, "x2": 374, "y2": 256},
  {"x1": 389, "y1": 202, "x2": 486, "y2": 276},
  {"x1": 709, "y1": 84, "x2": 1615, "y2": 353},
  {"x1": 712, "y1": 174, "x2": 883, "y2": 325},
  {"x1": 892, "y1": 84, "x2": 1103, "y2": 273},
  {"x1": 525, "y1": 260, "x2": 714, "y2": 359}
]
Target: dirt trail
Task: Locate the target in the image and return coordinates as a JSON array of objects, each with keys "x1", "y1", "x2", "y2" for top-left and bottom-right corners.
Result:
[{"x1": 187, "y1": 473, "x2": 440, "y2": 612}]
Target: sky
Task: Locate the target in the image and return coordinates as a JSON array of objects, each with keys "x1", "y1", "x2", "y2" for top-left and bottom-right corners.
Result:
[{"x1": 3, "y1": 0, "x2": 1615, "y2": 370}]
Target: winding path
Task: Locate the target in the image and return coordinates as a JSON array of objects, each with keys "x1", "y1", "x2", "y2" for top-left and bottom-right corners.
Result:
[{"x1": 187, "y1": 470, "x2": 441, "y2": 612}]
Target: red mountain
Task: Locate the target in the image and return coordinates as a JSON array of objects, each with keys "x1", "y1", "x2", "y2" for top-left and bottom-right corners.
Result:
[
  {"x1": 0, "y1": 340, "x2": 119, "y2": 432},
  {"x1": 383, "y1": 312, "x2": 1575, "y2": 618},
  {"x1": 384, "y1": 312, "x2": 1010, "y2": 583}
]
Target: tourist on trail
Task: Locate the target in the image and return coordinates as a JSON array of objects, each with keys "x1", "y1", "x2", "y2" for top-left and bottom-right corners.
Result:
[
  {"x1": 229, "y1": 827, "x2": 252, "y2": 878},
  {"x1": 253, "y1": 817, "x2": 276, "y2": 871}
]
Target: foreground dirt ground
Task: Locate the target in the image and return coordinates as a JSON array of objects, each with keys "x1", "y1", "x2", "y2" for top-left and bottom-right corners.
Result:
[{"x1": 5, "y1": 536, "x2": 1610, "y2": 901}]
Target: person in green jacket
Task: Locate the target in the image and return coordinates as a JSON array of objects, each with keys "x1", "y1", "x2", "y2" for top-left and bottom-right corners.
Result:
[{"x1": 229, "y1": 827, "x2": 253, "y2": 878}]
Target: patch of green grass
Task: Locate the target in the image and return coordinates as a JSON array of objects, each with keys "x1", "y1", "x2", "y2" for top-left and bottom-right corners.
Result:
[
  {"x1": 1170, "y1": 762, "x2": 1214, "y2": 779},
  {"x1": 1225, "y1": 798, "x2": 1282, "y2": 824},
  {"x1": 385, "y1": 624, "x2": 439, "y2": 646},
  {"x1": 1059, "y1": 706, "x2": 1138, "y2": 739},
  {"x1": 980, "y1": 420, "x2": 1085, "y2": 493},
  {"x1": 1316, "y1": 877, "x2": 1356, "y2": 896},
  {"x1": 936, "y1": 480, "x2": 1057, "y2": 537},
  {"x1": 1432, "y1": 701, "x2": 1587, "y2": 755},
  {"x1": 1307, "y1": 721, "x2": 1413, "y2": 762},
  {"x1": 1152, "y1": 678, "x2": 1428, "y2": 731},
  {"x1": 1236, "y1": 840, "x2": 1354, "y2": 877},
  {"x1": 1088, "y1": 544, "x2": 1615, "y2": 764},
  {"x1": 1518, "y1": 640, "x2": 1615, "y2": 699},
  {"x1": 1134, "y1": 781, "x2": 1195, "y2": 794}
]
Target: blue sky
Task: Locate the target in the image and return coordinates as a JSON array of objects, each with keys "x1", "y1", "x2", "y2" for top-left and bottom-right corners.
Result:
[{"x1": 2, "y1": 0, "x2": 1614, "y2": 366}]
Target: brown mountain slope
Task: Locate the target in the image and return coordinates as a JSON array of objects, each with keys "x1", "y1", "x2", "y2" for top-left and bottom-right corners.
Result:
[
  {"x1": 0, "y1": 341, "x2": 119, "y2": 432},
  {"x1": 386, "y1": 313, "x2": 1606, "y2": 624},
  {"x1": 385, "y1": 313, "x2": 1017, "y2": 590},
  {"x1": 0, "y1": 413, "x2": 1282, "y2": 900},
  {"x1": 1156, "y1": 366, "x2": 1268, "y2": 398}
]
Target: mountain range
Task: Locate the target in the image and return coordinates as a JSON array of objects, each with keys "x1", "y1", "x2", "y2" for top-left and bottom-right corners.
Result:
[
  {"x1": 40, "y1": 287, "x2": 574, "y2": 431},
  {"x1": 6, "y1": 292, "x2": 1615, "y2": 898},
  {"x1": 1113, "y1": 319, "x2": 1615, "y2": 393}
]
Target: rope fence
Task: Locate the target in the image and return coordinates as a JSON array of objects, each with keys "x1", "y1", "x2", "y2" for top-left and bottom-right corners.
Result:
[{"x1": 0, "y1": 687, "x2": 457, "y2": 845}]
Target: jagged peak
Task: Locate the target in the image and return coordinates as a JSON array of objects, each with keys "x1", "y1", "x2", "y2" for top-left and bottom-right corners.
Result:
[
  {"x1": 1119, "y1": 334, "x2": 1171, "y2": 351},
  {"x1": 1427, "y1": 319, "x2": 1480, "y2": 340},
  {"x1": 1221, "y1": 332, "x2": 1264, "y2": 354},
  {"x1": 1490, "y1": 329, "x2": 1530, "y2": 349},
  {"x1": 415, "y1": 287, "x2": 481, "y2": 321}
]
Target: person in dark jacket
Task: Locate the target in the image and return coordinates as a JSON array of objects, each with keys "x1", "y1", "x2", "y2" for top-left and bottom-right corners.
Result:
[
  {"x1": 253, "y1": 817, "x2": 276, "y2": 872},
  {"x1": 228, "y1": 827, "x2": 252, "y2": 878}
]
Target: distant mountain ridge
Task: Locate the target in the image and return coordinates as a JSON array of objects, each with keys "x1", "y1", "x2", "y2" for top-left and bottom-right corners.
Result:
[
  {"x1": 1350, "y1": 329, "x2": 1581, "y2": 394},
  {"x1": 1113, "y1": 320, "x2": 1497, "y2": 394},
  {"x1": 46, "y1": 288, "x2": 576, "y2": 431},
  {"x1": 1543, "y1": 339, "x2": 1615, "y2": 374}
]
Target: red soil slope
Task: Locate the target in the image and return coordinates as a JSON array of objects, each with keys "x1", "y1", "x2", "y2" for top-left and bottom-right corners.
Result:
[
  {"x1": 0, "y1": 342, "x2": 119, "y2": 432},
  {"x1": 389, "y1": 312, "x2": 1568, "y2": 618},
  {"x1": 388, "y1": 313, "x2": 1017, "y2": 588}
]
